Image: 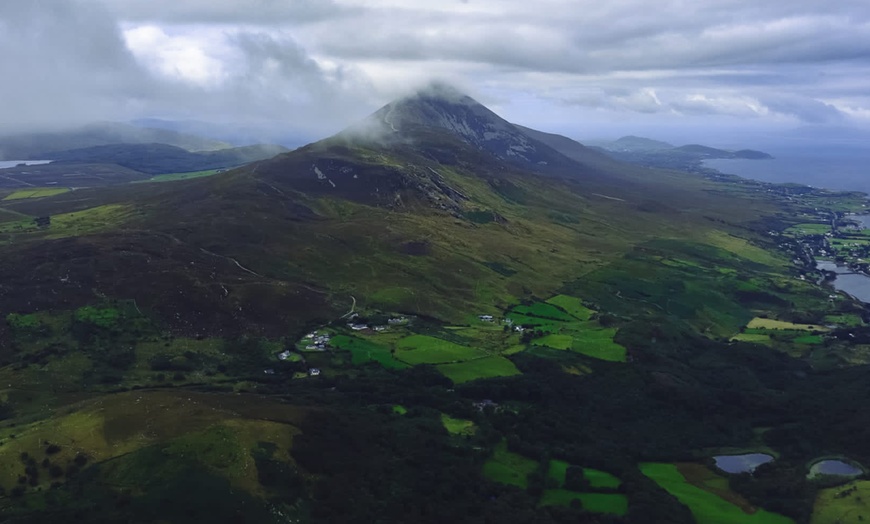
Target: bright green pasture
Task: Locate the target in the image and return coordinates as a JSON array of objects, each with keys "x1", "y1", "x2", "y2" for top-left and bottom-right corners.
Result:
[
  {"x1": 812, "y1": 480, "x2": 870, "y2": 524},
  {"x1": 441, "y1": 414, "x2": 475, "y2": 436},
  {"x1": 532, "y1": 334, "x2": 574, "y2": 350},
  {"x1": 330, "y1": 335, "x2": 408, "y2": 369},
  {"x1": 3, "y1": 187, "x2": 70, "y2": 200},
  {"x1": 640, "y1": 463, "x2": 793, "y2": 524},
  {"x1": 483, "y1": 441, "x2": 538, "y2": 488},
  {"x1": 437, "y1": 356, "x2": 520, "y2": 383},
  {"x1": 546, "y1": 295, "x2": 594, "y2": 320},
  {"x1": 585, "y1": 468, "x2": 622, "y2": 489},
  {"x1": 548, "y1": 459, "x2": 570, "y2": 486},
  {"x1": 570, "y1": 327, "x2": 626, "y2": 362},
  {"x1": 539, "y1": 490, "x2": 628, "y2": 515},
  {"x1": 395, "y1": 334, "x2": 487, "y2": 364}
]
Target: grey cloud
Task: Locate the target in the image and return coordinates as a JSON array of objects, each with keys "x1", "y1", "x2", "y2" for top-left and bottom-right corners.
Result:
[
  {"x1": 4, "y1": 0, "x2": 870, "y2": 142},
  {"x1": 97, "y1": 0, "x2": 353, "y2": 25},
  {"x1": 136, "y1": 31, "x2": 377, "y2": 141},
  {"x1": 0, "y1": 0, "x2": 154, "y2": 130},
  {"x1": 761, "y1": 95, "x2": 846, "y2": 124},
  {"x1": 0, "y1": 1, "x2": 376, "y2": 141}
]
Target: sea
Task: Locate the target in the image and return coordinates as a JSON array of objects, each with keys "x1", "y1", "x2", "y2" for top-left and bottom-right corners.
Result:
[
  {"x1": 0, "y1": 160, "x2": 52, "y2": 169},
  {"x1": 703, "y1": 142, "x2": 870, "y2": 194}
]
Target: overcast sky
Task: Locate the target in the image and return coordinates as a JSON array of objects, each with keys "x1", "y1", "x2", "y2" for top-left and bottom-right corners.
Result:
[{"x1": 2, "y1": 0, "x2": 869, "y2": 146}]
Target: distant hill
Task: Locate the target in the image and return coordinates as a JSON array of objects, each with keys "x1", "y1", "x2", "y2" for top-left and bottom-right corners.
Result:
[
  {"x1": 0, "y1": 122, "x2": 231, "y2": 160},
  {"x1": 587, "y1": 136, "x2": 771, "y2": 172},
  {"x1": 39, "y1": 143, "x2": 290, "y2": 175},
  {"x1": 608, "y1": 135, "x2": 675, "y2": 151}
]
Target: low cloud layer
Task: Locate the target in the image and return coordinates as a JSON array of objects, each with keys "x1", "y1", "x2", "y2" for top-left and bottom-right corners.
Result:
[{"x1": 1, "y1": 0, "x2": 868, "y2": 145}]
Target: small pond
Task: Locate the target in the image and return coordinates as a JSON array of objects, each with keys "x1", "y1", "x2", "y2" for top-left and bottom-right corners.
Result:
[
  {"x1": 808, "y1": 459, "x2": 863, "y2": 479},
  {"x1": 713, "y1": 453, "x2": 774, "y2": 474}
]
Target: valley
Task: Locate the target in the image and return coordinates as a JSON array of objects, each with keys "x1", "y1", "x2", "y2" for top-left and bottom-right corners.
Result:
[{"x1": 1, "y1": 88, "x2": 870, "y2": 523}]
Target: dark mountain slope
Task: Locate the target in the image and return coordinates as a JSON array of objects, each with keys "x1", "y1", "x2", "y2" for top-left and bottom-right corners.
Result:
[
  {"x1": 513, "y1": 124, "x2": 619, "y2": 170},
  {"x1": 0, "y1": 85, "x2": 787, "y2": 338}
]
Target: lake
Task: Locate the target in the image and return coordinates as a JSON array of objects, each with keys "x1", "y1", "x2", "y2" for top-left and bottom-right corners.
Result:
[
  {"x1": 808, "y1": 459, "x2": 863, "y2": 479},
  {"x1": 713, "y1": 453, "x2": 774, "y2": 474},
  {"x1": 0, "y1": 160, "x2": 52, "y2": 169},
  {"x1": 817, "y1": 260, "x2": 870, "y2": 304}
]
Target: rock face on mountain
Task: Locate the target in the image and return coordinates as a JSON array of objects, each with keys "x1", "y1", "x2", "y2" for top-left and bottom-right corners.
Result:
[{"x1": 363, "y1": 83, "x2": 577, "y2": 171}]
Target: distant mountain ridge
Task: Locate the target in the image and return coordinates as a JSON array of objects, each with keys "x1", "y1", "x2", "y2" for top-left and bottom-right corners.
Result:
[
  {"x1": 585, "y1": 135, "x2": 771, "y2": 172},
  {"x1": 40, "y1": 143, "x2": 290, "y2": 175},
  {"x1": 0, "y1": 122, "x2": 231, "y2": 160}
]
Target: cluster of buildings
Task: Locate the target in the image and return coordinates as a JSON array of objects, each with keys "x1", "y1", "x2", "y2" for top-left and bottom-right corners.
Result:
[
  {"x1": 303, "y1": 331, "x2": 332, "y2": 351},
  {"x1": 348, "y1": 321, "x2": 390, "y2": 332}
]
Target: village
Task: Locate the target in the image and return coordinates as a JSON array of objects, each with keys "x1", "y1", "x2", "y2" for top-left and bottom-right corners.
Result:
[{"x1": 266, "y1": 311, "x2": 529, "y2": 379}]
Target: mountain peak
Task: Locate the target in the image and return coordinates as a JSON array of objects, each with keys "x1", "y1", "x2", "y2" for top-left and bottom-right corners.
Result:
[{"x1": 352, "y1": 83, "x2": 570, "y2": 169}]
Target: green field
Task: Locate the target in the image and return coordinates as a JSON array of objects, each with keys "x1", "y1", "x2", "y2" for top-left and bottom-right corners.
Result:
[
  {"x1": 330, "y1": 334, "x2": 408, "y2": 369},
  {"x1": 824, "y1": 314, "x2": 864, "y2": 327},
  {"x1": 3, "y1": 187, "x2": 70, "y2": 200},
  {"x1": 546, "y1": 295, "x2": 594, "y2": 320},
  {"x1": 547, "y1": 459, "x2": 570, "y2": 486},
  {"x1": 441, "y1": 414, "x2": 476, "y2": 436},
  {"x1": 482, "y1": 441, "x2": 538, "y2": 488},
  {"x1": 547, "y1": 460, "x2": 621, "y2": 490},
  {"x1": 731, "y1": 333, "x2": 772, "y2": 344},
  {"x1": 532, "y1": 334, "x2": 574, "y2": 350},
  {"x1": 785, "y1": 223, "x2": 832, "y2": 235},
  {"x1": 585, "y1": 468, "x2": 622, "y2": 489},
  {"x1": 512, "y1": 302, "x2": 575, "y2": 321},
  {"x1": 641, "y1": 463, "x2": 793, "y2": 524},
  {"x1": 436, "y1": 356, "x2": 521, "y2": 383},
  {"x1": 506, "y1": 311, "x2": 564, "y2": 330},
  {"x1": 0, "y1": 203, "x2": 134, "y2": 240},
  {"x1": 395, "y1": 335, "x2": 487, "y2": 364},
  {"x1": 539, "y1": 490, "x2": 628, "y2": 515},
  {"x1": 812, "y1": 480, "x2": 870, "y2": 524},
  {"x1": 747, "y1": 318, "x2": 828, "y2": 332},
  {"x1": 141, "y1": 169, "x2": 222, "y2": 183},
  {"x1": 570, "y1": 327, "x2": 626, "y2": 362}
]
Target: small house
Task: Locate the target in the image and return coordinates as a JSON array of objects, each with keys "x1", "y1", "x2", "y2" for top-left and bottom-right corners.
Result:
[{"x1": 308, "y1": 368, "x2": 321, "y2": 376}]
